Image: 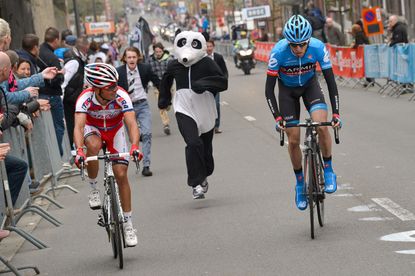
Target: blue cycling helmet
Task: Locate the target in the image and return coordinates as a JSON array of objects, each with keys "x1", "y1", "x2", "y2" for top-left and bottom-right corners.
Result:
[{"x1": 283, "y1": 15, "x2": 312, "y2": 43}]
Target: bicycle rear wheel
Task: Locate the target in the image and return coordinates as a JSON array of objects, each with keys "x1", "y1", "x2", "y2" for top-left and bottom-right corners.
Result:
[
  {"x1": 108, "y1": 176, "x2": 124, "y2": 269},
  {"x1": 304, "y1": 152, "x2": 315, "y2": 239}
]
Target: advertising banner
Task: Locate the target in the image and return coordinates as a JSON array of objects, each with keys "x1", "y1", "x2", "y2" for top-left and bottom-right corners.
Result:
[{"x1": 327, "y1": 45, "x2": 365, "y2": 78}]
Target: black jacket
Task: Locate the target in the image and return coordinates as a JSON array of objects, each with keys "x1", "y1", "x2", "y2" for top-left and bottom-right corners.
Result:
[
  {"x1": 15, "y1": 49, "x2": 39, "y2": 75},
  {"x1": 390, "y1": 22, "x2": 409, "y2": 47},
  {"x1": 213, "y1": 53, "x2": 229, "y2": 79},
  {"x1": 353, "y1": 31, "x2": 370, "y2": 48},
  {"x1": 0, "y1": 87, "x2": 20, "y2": 131},
  {"x1": 116, "y1": 63, "x2": 160, "y2": 93},
  {"x1": 63, "y1": 54, "x2": 85, "y2": 104},
  {"x1": 37, "y1": 42, "x2": 64, "y2": 96}
]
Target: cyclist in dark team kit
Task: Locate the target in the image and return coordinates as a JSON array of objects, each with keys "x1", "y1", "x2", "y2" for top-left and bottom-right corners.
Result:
[{"x1": 265, "y1": 15, "x2": 341, "y2": 210}]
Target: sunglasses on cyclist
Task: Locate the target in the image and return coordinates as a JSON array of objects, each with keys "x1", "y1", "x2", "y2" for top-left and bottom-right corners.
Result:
[
  {"x1": 289, "y1": 41, "x2": 309, "y2": 48},
  {"x1": 103, "y1": 83, "x2": 117, "y2": 92}
]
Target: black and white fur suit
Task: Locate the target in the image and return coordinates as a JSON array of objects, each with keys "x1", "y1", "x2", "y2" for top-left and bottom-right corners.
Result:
[{"x1": 159, "y1": 30, "x2": 228, "y2": 188}]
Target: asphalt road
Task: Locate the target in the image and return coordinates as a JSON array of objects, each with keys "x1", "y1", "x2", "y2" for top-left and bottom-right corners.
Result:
[{"x1": 8, "y1": 58, "x2": 415, "y2": 275}]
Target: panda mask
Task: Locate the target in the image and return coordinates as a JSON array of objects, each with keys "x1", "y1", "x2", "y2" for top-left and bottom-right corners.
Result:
[{"x1": 174, "y1": 30, "x2": 208, "y2": 67}]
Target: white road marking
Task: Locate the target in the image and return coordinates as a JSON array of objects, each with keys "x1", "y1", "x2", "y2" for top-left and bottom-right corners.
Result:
[
  {"x1": 358, "y1": 217, "x2": 393, "y2": 221},
  {"x1": 381, "y1": 230, "x2": 415, "y2": 242},
  {"x1": 396, "y1": 250, "x2": 415, "y2": 255},
  {"x1": 348, "y1": 204, "x2": 379, "y2": 212},
  {"x1": 333, "y1": 193, "x2": 362, "y2": 197},
  {"x1": 244, "y1": 116, "x2": 256, "y2": 121},
  {"x1": 221, "y1": 101, "x2": 229, "y2": 106},
  {"x1": 338, "y1": 183, "x2": 354, "y2": 190},
  {"x1": 372, "y1": 198, "x2": 415, "y2": 221},
  {"x1": 375, "y1": 165, "x2": 384, "y2": 169}
]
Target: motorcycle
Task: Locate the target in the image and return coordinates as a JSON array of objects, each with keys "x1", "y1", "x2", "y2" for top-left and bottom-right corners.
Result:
[{"x1": 234, "y1": 39, "x2": 256, "y2": 75}]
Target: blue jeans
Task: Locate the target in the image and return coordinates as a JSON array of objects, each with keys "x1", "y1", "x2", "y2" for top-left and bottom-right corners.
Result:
[
  {"x1": 215, "y1": 93, "x2": 220, "y2": 128},
  {"x1": 5, "y1": 155, "x2": 28, "y2": 206},
  {"x1": 39, "y1": 95, "x2": 65, "y2": 156},
  {"x1": 133, "y1": 100, "x2": 152, "y2": 167}
]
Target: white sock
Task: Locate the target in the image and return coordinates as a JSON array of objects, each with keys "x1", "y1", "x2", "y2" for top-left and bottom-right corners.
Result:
[
  {"x1": 124, "y1": 211, "x2": 132, "y2": 224},
  {"x1": 88, "y1": 178, "x2": 97, "y2": 190}
]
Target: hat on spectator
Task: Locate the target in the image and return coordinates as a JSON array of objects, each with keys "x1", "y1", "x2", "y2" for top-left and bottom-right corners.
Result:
[{"x1": 65, "y1": 35, "x2": 77, "y2": 46}]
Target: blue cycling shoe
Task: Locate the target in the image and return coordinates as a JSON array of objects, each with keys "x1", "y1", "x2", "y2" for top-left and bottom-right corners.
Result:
[
  {"x1": 295, "y1": 184, "x2": 307, "y2": 211},
  {"x1": 324, "y1": 171, "x2": 337, "y2": 193}
]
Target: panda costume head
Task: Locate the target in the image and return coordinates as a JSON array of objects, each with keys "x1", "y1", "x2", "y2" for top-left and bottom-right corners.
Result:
[{"x1": 173, "y1": 30, "x2": 209, "y2": 67}]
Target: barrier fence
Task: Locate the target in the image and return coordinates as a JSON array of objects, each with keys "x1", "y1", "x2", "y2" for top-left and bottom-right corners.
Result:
[{"x1": 1, "y1": 109, "x2": 79, "y2": 274}]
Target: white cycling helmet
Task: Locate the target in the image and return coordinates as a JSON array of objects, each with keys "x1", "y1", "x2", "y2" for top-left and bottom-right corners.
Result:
[{"x1": 84, "y1": 63, "x2": 119, "y2": 88}]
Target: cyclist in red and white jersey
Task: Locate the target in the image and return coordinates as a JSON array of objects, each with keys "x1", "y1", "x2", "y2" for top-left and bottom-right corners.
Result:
[{"x1": 73, "y1": 63, "x2": 142, "y2": 247}]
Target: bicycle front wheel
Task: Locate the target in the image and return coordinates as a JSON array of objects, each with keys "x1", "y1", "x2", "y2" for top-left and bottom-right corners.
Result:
[
  {"x1": 304, "y1": 152, "x2": 315, "y2": 239},
  {"x1": 316, "y1": 154, "x2": 325, "y2": 227},
  {"x1": 108, "y1": 176, "x2": 124, "y2": 269}
]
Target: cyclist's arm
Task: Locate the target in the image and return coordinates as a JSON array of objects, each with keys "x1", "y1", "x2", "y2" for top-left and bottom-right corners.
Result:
[
  {"x1": 265, "y1": 75, "x2": 281, "y2": 119},
  {"x1": 74, "y1": 112, "x2": 86, "y2": 150},
  {"x1": 123, "y1": 111, "x2": 139, "y2": 147},
  {"x1": 322, "y1": 68, "x2": 340, "y2": 115}
]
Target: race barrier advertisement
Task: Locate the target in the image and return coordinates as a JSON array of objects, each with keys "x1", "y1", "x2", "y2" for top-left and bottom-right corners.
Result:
[{"x1": 364, "y1": 44, "x2": 389, "y2": 79}]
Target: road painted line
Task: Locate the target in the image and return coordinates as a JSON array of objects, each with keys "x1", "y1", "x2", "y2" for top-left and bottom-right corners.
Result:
[
  {"x1": 338, "y1": 183, "x2": 354, "y2": 190},
  {"x1": 396, "y1": 250, "x2": 415, "y2": 255},
  {"x1": 381, "y1": 230, "x2": 415, "y2": 242},
  {"x1": 372, "y1": 198, "x2": 415, "y2": 221},
  {"x1": 348, "y1": 204, "x2": 380, "y2": 212},
  {"x1": 221, "y1": 101, "x2": 229, "y2": 105},
  {"x1": 359, "y1": 217, "x2": 393, "y2": 221},
  {"x1": 333, "y1": 193, "x2": 362, "y2": 197},
  {"x1": 244, "y1": 116, "x2": 256, "y2": 121}
]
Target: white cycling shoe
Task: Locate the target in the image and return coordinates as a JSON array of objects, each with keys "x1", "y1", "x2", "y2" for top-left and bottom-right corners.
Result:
[
  {"x1": 123, "y1": 223, "x2": 138, "y2": 247},
  {"x1": 88, "y1": 189, "x2": 101, "y2": 210}
]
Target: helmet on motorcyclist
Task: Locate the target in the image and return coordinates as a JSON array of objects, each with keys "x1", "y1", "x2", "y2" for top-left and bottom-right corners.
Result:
[{"x1": 283, "y1": 15, "x2": 312, "y2": 43}]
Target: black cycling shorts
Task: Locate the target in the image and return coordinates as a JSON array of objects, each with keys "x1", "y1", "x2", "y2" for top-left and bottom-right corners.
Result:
[{"x1": 278, "y1": 76, "x2": 327, "y2": 125}]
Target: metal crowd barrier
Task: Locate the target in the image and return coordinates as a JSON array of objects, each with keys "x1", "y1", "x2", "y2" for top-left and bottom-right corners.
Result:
[
  {"x1": 30, "y1": 111, "x2": 79, "y2": 198},
  {"x1": 0, "y1": 109, "x2": 82, "y2": 273}
]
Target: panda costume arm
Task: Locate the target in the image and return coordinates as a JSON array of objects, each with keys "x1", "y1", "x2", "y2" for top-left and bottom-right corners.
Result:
[
  {"x1": 158, "y1": 59, "x2": 176, "y2": 110},
  {"x1": 191, "y1": 57, "x2": 228, "y2": 95}
]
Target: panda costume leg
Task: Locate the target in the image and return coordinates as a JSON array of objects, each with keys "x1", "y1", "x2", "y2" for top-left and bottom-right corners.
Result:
[{"x1": 176, "y1": 113, "x2": 214, "y2": 188}]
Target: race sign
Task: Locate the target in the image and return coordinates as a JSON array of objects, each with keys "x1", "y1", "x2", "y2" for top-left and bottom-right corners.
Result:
[
  {"x1": 84, "y1": 22, "x2": 115, "y2": 35},
  {"x1": 242, "y1": 5, "x2": 271, "y2": 21},
  {"x1": 361, "y1": 7, "x2": 384, "y2": 36}
]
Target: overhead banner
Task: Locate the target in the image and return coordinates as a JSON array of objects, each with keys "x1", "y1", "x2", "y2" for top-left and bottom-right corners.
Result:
[{"x1": 84, "y1": 21, "x2": 115, "y2": 35}]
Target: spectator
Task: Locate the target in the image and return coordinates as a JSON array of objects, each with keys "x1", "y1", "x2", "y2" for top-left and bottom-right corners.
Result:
[
  {"x1": 116, "y1": 47, "x2": 160, "y2": 177},
  {"x1": 15, "y1": 59, "x2": 31, "y2": 78},
  {"x1": 0, "y1": 18, "x2": 11, "y2": 51},
  {"x1": 61, "y1": 36, "x2": 89, "y2": 149},
  {"x1": 325, "y1": 18, "x2": 345, "y2": 46},
  {"x1": 0, "y1": 51, "x2": 29, "y2": 206},
  {"x1": 388, "y1": 15, "x2": 408, "y2": 47},
  {"x1": 305, "y1": 1, "x2": 326, "y2": 42},
  {"x1": 350, "y1": 24, "x2": 373, "y2": 86},
  {"x1": 16, "y1": 33, "x2": 40, "y2": 75},
  {"x1": 87, "y1": 40, "x2": 99, "y2": 63},
  {"x1": 206, "y1": 39, "x2": 228, "y2": 134},
  {"x1": 148, "y1": 42, "x2": 173, "y2": 135},
  {"x1": 54, "y1": 34, "x2": 77, "y2": 60},
  {"x1": 37, "y1": 27, "x2": 65, "y2": 156}
]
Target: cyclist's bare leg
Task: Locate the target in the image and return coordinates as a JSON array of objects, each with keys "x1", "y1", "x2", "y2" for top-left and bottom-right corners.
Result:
[
  {"x1": 113, "y1": 164, "x2": 131, "y2": 212},
  {"x1": 285, "y1": 127, "x2": 302, "y2": 170},
  {"x1": 310, "y1": 109, "x2": 332, "y2": 158},
  {"x1": 84, "y1": 134, "x2": 102, "y2": 179}
]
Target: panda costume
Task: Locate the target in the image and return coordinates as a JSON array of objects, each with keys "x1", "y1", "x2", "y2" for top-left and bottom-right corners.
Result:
[{"x1": 159, "y1": 30, "x2": 228, "y2": 199}]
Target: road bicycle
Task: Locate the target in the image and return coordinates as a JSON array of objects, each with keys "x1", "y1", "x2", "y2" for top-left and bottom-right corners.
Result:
[
  {"x1": 79, "y1": 147, "x2": 140, "y2": 269},
  {"x1": 280, "y1": 118, "x2": 339, "y2": 239}
]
